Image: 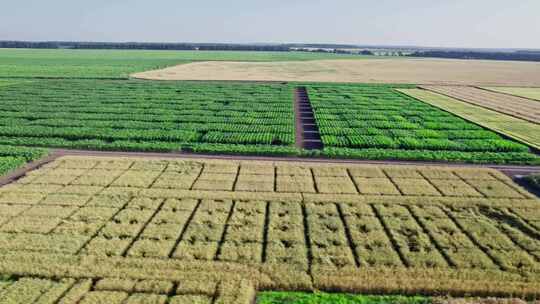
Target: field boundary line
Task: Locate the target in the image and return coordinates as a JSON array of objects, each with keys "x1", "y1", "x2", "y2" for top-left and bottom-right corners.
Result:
[{"x1": 51, "y1": 149, "x2": 540, "y2": 176}]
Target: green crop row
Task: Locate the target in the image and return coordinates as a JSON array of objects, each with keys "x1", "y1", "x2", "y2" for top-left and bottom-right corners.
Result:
[
  {"x1": 322, "y1": 135, "x2": 528, "y2": 152},
  {"x1": 322, "y1": 147, "x2": 539, "y2": 165}
]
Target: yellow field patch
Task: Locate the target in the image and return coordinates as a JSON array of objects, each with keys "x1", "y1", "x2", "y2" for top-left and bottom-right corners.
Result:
[
  {"x1": 0, "y1": 156, "x2": 539, "y2": 302},
  {"x1": 131, "y1": 59, "x2": 540, "y2": 86}
]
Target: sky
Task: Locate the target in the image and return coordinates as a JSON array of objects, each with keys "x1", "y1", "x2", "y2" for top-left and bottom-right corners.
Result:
[{"x1": 2, "y1": 0, "x2": 540, "y2": 49}]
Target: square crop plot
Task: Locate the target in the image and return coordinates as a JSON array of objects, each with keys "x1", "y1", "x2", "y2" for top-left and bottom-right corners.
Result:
[
  {"x1": 0, "y1": 80, "x2": 296, "y2": 156},
  {"x1": 306, "y1": 84, "x2": 538, "y2": 164}
]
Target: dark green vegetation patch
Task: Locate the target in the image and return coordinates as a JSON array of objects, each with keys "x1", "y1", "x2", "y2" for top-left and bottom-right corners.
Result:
[
  {"x1": 524, "y1": 174, "x2": 540, "y2": 192},
  {"x1": 307, "y1": 84, "x2": 539, "y2": 164},
  {"x1": 0, "y1": 80, "x2": 297, "y2": 155},
  {"x1": 258, "y1": 292, "x2": 430, "y2": 304}
]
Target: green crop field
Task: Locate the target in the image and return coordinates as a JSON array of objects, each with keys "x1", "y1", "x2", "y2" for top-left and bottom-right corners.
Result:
[
  {"x1": 0, "y1": 145, "x2": 47, "y2": 176},
  {"x1": 306, "y1": 84, "x2": 539, "y2": 164},
  {"x1": 0, "y1": 79, "x2": 297, "y2": 155},
  {"x1": 0, "y1": 48, "x2": 369, "y2": 79},
  {"x1": 0, "y1": 80, "x2": 538, "y2": 163},
  {"x1": 398, "y1": 89, "x2": 540, "y2": 150}
]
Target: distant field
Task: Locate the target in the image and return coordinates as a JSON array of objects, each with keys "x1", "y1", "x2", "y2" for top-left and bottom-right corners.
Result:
[
  {"x1": 133, "y1": 58, "x2": 540, "y2": 86},
  {"x1": 0, "y1": 156, "x2": 538, "y2": 303},
  {"x1": 0, "y1": 48, "x2": 368, "y2": 79},
  {"x1": 482, "y1": 86, "x2": 540, "y2": 101},
  {"x1": 422, "y1": 86, "x2": 540, "y2": 124},
  {"x1": 305, "y1": 84, "x2": 538, "y2": 164},
  {"x1": 399, "y1": 89, "x2": 540, "y2": 150}
]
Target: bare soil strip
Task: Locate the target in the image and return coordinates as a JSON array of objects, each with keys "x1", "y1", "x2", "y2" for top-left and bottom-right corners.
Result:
[
  {"x1": 0, "y1": 155, "x2": 539, "y2": 302},
  {"x1": 294, "y1": 87, "x2": 323, "y2": 150},
  {"x1": 132, "y1": 59, "x2": 540, "y2": 86},
  {"x1": 421, "y1": 86, "x2": 540, "y2": 124}
]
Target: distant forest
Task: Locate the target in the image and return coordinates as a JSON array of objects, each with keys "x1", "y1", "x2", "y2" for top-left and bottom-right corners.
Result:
[
  {"x1": 0, "y1": 41, "x2": 290, "y2": 51},
  {"x1": 410, "y1": 50, "x2": 540, "y2": 62},
  {"x1": 1, "y1": 41, "x2": 539, "y2": 62}
]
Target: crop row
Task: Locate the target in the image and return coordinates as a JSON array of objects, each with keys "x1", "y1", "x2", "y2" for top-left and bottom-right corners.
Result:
[{"x1": 322, "y1": 135, "x2": 528, "y2": 152}]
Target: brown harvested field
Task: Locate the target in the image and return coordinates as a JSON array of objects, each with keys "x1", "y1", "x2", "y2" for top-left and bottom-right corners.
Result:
[
  {"x1": 421, "y1": 85, "x2": 540, "y2": 124},
  {"x1": 1, "y1": 155, "x2": 539, "y2": 303},
  {"x1": 132, "y1": 58, "x2": 540, "y2": 86}
]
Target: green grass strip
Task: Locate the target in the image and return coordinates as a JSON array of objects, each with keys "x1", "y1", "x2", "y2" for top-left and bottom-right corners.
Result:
[
  {"x1": 398, "y1": 89, "x2": 540, "y2": 151},
  {"x1": 257, "y1": 292, "x2": 431, "y2": 304}
]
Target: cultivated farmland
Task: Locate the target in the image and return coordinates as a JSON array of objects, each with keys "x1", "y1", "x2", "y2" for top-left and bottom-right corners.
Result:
[
  {"x1": 0, "y1": 47, "x2": 539, "y2": 303},
  {"x1": 422, "y1": 85, "x2": 540, "y2": 124},
  {"x1": 0, "y1": 80, "x2": 297, "y2": 155},
  {"x1": 0, "y1": 156, "x2": 538, "y2": 303},
  {"x1": 399, "y1": 89, "x2": 540, "y2": 150},
  {"x1": 0, "y1": 157, "x2": 540, "y2": 303},
  {"x1": 305, "y1": 84, "x2": 538, "y2": 164}
]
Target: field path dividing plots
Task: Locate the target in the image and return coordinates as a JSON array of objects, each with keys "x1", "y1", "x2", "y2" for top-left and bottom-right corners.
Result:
[
  {"x1": 294, "y1": 87, "x2": 323, "y2": 150},
  {"x1": 421, "y1": 85, "x2": 540, "y2": 124}
]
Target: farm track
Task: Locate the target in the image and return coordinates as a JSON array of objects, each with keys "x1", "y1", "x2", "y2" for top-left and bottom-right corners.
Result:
[{"x1": 294, "y1": 87, "x2": 323, "y2": 150}]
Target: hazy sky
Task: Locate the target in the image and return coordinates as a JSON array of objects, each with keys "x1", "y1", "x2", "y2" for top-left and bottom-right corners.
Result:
[{"x1": 2, "y1": 0, "x2": 540, "y2": 49}]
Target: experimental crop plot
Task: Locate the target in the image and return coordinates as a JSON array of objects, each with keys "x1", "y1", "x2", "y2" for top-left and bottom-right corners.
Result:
[
  {"x1": 399, "y1": 89, "x2": 540, "y2": 150},
  {"x1": 305, "y1": 84, "x2": 538, "y2": 164},
  {"x1": 0, "y1": 156, "x2": 539, "y2": 301},
  {"x1": 0, "y1": 80, "x2": 296, "y2": 155}
]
